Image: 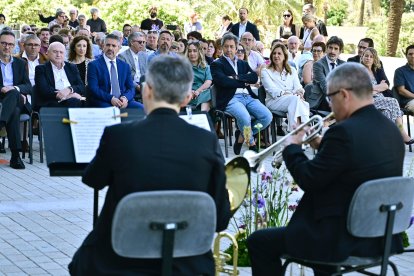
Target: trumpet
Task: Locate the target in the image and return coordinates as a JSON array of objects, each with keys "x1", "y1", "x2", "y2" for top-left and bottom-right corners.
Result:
[{"x1": 243, "y1": 112, "x2": 334, "y2": 171}]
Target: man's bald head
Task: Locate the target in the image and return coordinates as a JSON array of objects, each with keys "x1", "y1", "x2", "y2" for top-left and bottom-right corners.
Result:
[
  {"x1": 47, "y1": 42, "x2": 66, "y2": 67},
  {"x1": 241, "y1": 32, "x2": 255, "y2": 51}
]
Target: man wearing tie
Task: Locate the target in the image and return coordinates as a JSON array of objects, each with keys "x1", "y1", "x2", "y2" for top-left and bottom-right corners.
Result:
[
  {"x1": 306, "y1": 36, "x2": 345, "y2": 111},
  {"x1": 87, "y1": 33, "x2": 143, "y2": 109}
]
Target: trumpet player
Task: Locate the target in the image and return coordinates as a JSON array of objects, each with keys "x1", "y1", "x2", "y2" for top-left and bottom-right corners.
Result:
[{"x1": 247, "y1": 63, "x2": 405, "y2": 275}]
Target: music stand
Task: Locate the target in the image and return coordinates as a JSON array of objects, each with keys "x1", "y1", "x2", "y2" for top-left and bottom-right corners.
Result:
[{"x1": 40, "y1": 107, "x2": 145, "y2": 226}]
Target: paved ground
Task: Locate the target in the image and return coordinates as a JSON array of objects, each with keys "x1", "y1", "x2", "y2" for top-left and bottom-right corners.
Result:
[{"x1": 1, "y1": 118, "x2": 414, "y2": 275}]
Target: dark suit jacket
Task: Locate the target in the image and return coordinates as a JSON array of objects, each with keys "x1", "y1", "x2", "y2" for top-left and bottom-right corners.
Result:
[
  {"x1": 0, "y1": 57, "x2": 32, "y2": 113},
  {"x1": 308, "y1": 56, "x2": 345, "y2": 109},
  {"x1": 69, "y1": 108, "x2": 231, "y2": 275},
  {"x1": 282, "y1": 104, "x2": 404, "y2": 262},
  {"x1": 347, "y1": 54, "x2": 360, "y2": 63},
  {"x1": 210, "y1": 56, "x2": 258, "y2": 110},
  {"x1": 230, "y1": 21, "x2": 260, "y2": 41},
  {"x1": 34, "y1": 61, "x2": 85, "y2": 109},
  {"x1": 87, "y1": 56, "x2": 135, "y2": 107}
]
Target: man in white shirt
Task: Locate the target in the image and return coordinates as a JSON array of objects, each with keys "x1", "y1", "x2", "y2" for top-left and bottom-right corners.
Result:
[
  {"x1": 287, "y1": 36, "x2": 301, "y2": 68},
  {"x1": 17, "y1": 35, "x2": 47, "y2": 86},
  {"x1": 241, "y1": 32, "x2": 264, "y2": 72}
]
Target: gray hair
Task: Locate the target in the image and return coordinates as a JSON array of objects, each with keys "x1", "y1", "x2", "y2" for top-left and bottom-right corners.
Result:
[
  {"x1": 146, "y1": 56, "x2": 193, "y2": 104},
  {"x1": 95, "y1": 32, "x2": 106, "y2": 42},
  {"x1": 111, "y1": 30, "x2": 123, "y2": 42},
  {"x1": 78, "y1": 14, "x2": 86, "y2": 20},
  {"x1": 23, "y1": 34, "x2": 40, "y2": 44},
  {"x1": 221, "y1": 33, "x2": 238, "y2": 47},
  {"x1": 326, "y1": 63, "x2": 372, "y2": 99},
  {"x1": 90, "y1": 8, "x2": 99, "y2": 14},
  {"x1": 128, "y1": 32, "x2": 145, "y2": 47},
  {"x1": 104, "y1": 33, "x2": 121, "y2": 46},
  {"x1": 19, "y1": 34, "x2": 30, "y2": 44}
]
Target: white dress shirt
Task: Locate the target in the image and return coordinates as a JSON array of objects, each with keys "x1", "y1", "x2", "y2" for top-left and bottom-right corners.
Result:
[
  {"x1": 51, "y1": 62, "x2": 71, "y2": 90},
  {"x1": 22, "y1": 51, "x2": 40, "y2": 86}
]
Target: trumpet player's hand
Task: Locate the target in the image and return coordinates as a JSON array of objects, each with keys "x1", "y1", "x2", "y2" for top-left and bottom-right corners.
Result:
[
  {"x1": 308, "y1": 134, "x2": 322, "y2": 150},
  {"x1": 284, "y1": 126, "x2": 308, "y2": 146}
]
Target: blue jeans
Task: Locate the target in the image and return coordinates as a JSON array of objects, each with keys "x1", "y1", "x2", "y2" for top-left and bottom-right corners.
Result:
[{"x1": 225, "y1": 94, "x2": 272, "y2": 144}]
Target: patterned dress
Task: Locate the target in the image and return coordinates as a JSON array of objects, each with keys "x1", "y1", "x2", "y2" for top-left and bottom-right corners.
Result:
[{"x1": 372, "y1": 78, "x2": 402, "y2": 122}]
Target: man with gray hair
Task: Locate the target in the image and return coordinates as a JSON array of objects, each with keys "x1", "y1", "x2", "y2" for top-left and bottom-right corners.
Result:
[
  {"x1": 87, "y1": 7, "x2": 107, "y2": 37},
  {"x1": 247, "y1": 63, "x2": 405, "y2": 275},
  {"x1": 87, "y1": 33, "x2": 143, "y2": 109},
  {"x1": 69, "y1": 55, "x2": 230, "y2": 274},
  {"x1": 118, "y1": 32, "x2": 147, "y2": 95}
]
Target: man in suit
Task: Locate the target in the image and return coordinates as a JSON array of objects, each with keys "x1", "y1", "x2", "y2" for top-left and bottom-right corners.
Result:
[
  {"x1": 230, "y1": 8, "x2": 260, "y2": 41},
  {"x1": 247, "y1": 63, "x2": 405, "y2": 275},
  {"x1": 0, "y1": 30, "x2": 32, "y2": 169},
  {"x1": 118, "y1": 32, "x2": 147, "y2": 95},
  {"x1": 211, "y1": 33, "x2": 272, "y2": 155},
  {"x1": 69, "y1": 55, "x2": 231, "y2": 275},
  {"x1": 307, "y1": 36, "x2": 345, "y2": 111},
  {"x1": 347, "y1": 38, "x2": 374, "y2": 63},
  {"x1": 34, "y1": 42, "x2": 85, "y2": 109},
  {"x1": 87, "y1": 34, "x2": 143, "y2": 109}
]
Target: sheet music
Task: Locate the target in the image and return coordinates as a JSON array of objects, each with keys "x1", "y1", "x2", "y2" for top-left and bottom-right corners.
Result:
[
  {"x1": 179, "y1": 114, "x2": 211, "y2": 131},
  {"x1": 68, "y1": 107, "x2": 121, "y2": 163}
]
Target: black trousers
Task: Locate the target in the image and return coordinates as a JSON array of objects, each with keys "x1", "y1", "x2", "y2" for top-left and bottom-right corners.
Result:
[
  {"x1": 247, "y1": 227, "x2": 337, "y2": 276},
  {"x1": 0, "y1": 89, "x2": 22, "y2": 151}
]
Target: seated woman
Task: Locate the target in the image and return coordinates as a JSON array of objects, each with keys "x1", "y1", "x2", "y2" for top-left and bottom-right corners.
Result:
[
  {"x1": 68, "y1": 35, "x2": 93, "y2": 85},
  {"x1": 261, "y1": 43, "x2": 310, "y2": 132},
  {"x1": 302, "y1": 41, "x2": 326, "y2": 85},
  {"x1": 361, "y1": 47, "x2": 414, "y2": 144},
  {"x1": 185, "y1": 41, "x2": 212, "y2": 111}
]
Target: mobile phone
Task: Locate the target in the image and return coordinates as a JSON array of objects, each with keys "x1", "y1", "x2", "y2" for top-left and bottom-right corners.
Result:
[{"x1": 166, "y1": 24, "x2": 177, "y2": 31}]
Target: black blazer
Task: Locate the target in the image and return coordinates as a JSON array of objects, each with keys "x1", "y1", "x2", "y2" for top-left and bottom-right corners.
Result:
[
  {"x1": 282, "y1": 105, "x2": 404, "y2": 262},
  {"x1": 230, "y1": 21, "x2": 260, "y2": 41},
  {"x1": 69, "y1": 108, "x2": 231, "y2": 275},
  {"x1": 34, "y1": 61, "x2": 85, "y2": 108},
  {"x1": 210, "y1": 56, "x2": 258, "y2": 111}
]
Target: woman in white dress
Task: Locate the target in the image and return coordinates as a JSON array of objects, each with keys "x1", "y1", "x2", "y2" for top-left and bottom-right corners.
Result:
[{"x1": 261, "y1": 43, "x2": 310, "y2": 131}]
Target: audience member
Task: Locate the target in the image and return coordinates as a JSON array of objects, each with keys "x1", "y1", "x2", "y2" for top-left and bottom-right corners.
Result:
[
  {"x1": 241, "y1": 32, "x2": 264, "y2": 72},
  {"x1": 38, "y1": 9, "x2": 61, "y2": 24},
  {"x1": 395, "y1": 45, "x2": 414, "y2": 112},
  {"x1": 177, "y1": 38, "x2": 188, "y2": 55},
  {"x1": 50, "y1": 25, "x2": 62, "y2": 35},
  {"x1": 184, "y1": 12, "x2": 203, "y2": 35},
  {"x1": 278, "y1": 10, "x2": 297, "y2": 40},
  {"x1": 87, "y1": 34, "x2": 143, "y2": 109},
  {"x1": 77, "y1": 14, "x2": 90, "y2": 32},
  {"x1": 38, "y1": 28, "x2": 50, "y2": 55},
  {"x1": 69, "y1": 55, "x2": 230, "y2": 275},
  {"x1": 186, "y1": 41, "x2": 212, "y2": 111},
  {"x1": 216, "y1": 15, "x2": 233, "y2": 38},
  {"x1": 47, "y1": 11, "x2": 66, "y2": 28},
  {"x1": 49, "y1": 34, "x2": 64, "y2": 45},
  {"x1": 87, "y1": 8, "x2": 107, "y2": 36},
  {"x1": 235, "y1": 43, "x2": 248, "y2": 61},
  {"x1": 302, "y1": 41, "x2": 326, "y2": 85},
  {"x1": 309, "y1": 36, "x2": 345, "y2": 111},
  {"x1": 146, "y1": 30, "x2": 158, "y2": 52},
  {"x1": 0, "y1": 30, "x2": 32, "y2": 169},
  {"x1": 20, "y1": 24, "x2": 31, "y2": 34},
  {"x1": 206, "y1": 39, "x2": 216, "y2": 59},
  {"x1": 360, "y1": 47, "x2": 413, "y2": 144},
  {"x1": 118, "y1": 32, "x2": 148, "y2": 95},
  {"x1": 247, "y1": 62, "x2": 404, "y2": 276},
  {"x1": 300, "y1": 4, "x2": 328, "y2": 38},
  {"x1": 301, "y1": 14, "x2": 320, "y2": 46},
  {"x1": 187, "y1": 31, "x2": 202, "y2": 42},
  {"x1": 214, "y1": 38, "x2": 223, "y2": 58},
  {"x1": 147, "y1": 30, "x2": 177, "y2": 64},
  {"x1": 16, "y1": 34, "x2": 47, "y2": 86},
  {"x1": 287, "y1": 36, "x2": 300, "y2": 67},
  {"x1": 68, "y1": 36, "x2": 93, "y2": 85},
  {"x1": 140, "y1": 6, "x2": 163, "y2": 31},
  {"x1": 230, "y1": 8, "x2": 260, "y2": 41},
  {"x1": 35, "y1": 42, "x2": 85, "y2": 108},
  {"x1": 210, "y1": 33, "x2": 272, "y2": 154},
  {"x1": 68, "y1": 9, "x2": 79, "y2": 29},
  {"x1": 0, "y1": 14, "x2": 6, "y2": 31},
  {"x1": 93, "y1": 32, "x2": 105, "y2": 58},
  {"x1": 348, "y1": 38, "x2": 374, "y2": 63},
  {"x1": 261, "y1": 43, "x2": 309, "y2": 131},
  {"x1": 121, "y1": 24, "x2": 131, "y2": 46}
]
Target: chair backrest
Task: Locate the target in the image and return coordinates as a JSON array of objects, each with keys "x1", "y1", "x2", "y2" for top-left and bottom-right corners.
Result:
[
  {"x1": 347, "y1": 177, "x2": 414, "y2": 238},
  {"x1": 258, "y1": 86, "x2": 266, "y2": 104},
  {"x1": 392, "y1": 87, "x2": 404, "y2": 108},
  {"x1": 210, "y1": 84, "x2": 217, "y2": 109},
  {"x1": 112, "y1": 190, "x2": 217, "y2": 258}
]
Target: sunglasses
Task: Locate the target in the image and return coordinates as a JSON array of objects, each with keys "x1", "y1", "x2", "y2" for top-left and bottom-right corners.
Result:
[
  {"x1": 132, "y1": 40, "x2": 146, "y2": 45},
  {"x1": 283, "y1": 14, "x2": 291, "y2": 18},
  {"x1": 237, "y1": 49, "x2": 245, "y2": 54},
  {"x1": 148, "y1": 30, "x2": 159, "y2": 34},
  {"x1": 22, "y1": 28, "x2": 31, "y2": 32}
]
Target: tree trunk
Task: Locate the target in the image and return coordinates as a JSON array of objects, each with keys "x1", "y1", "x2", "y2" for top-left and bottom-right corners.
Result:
[
  {"x1": 358, "y1": 0, "x2": 365, "y2": 26},
  {"x1": 387, "y1": 0, "x2": 405, "y2": 56}
]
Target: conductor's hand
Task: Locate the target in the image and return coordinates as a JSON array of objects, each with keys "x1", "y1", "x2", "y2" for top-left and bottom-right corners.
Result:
[{"x1": 111, "y1": 97, "x2": 123, "y2": 108}]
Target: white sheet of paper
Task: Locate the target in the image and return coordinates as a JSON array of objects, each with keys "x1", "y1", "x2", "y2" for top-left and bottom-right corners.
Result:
[
  {"x1": 69, "y1": 107, "x2": 121, "y2": 163},
  {"x1": 179, "y1": 114, "x2": 211, "y2": 131}
]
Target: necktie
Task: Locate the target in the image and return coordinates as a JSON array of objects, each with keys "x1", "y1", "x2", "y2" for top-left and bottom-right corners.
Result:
[
  {"x1": 110, "y1": 61, "x2": 121, "y2": 98},
  {"x1": 330, "y1": 62, "x2": 335, "y2": 70}
]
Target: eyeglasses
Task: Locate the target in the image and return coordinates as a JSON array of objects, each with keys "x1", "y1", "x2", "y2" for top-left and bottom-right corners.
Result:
[
  {"x1": 132, "y1": 40, "x2": 146, "y2": 45},
  {"x1": 237, "y1": 49, "x2": 245, "y2": 54},
  {"x1": 22, "y1": 28, "x2": 31, "y2": 32},
  {"x1": 148, "y1": 30, "x2": 159, "y2": 34},
  {"x1": 326, "y1": 88, "x2": 352, "y2": 103},
  {"x1": 283, "y1": 14, "x2": 291, "y2": 18},
  {"x1": 242, "y1": 38, "x2": 253, "y2": 42},
  {"x1": 0, "y1": 41, "x2": 15, "y2": 48},
  {"x1": 25, "y1": 43, "x2": 40, "y2": 48}
]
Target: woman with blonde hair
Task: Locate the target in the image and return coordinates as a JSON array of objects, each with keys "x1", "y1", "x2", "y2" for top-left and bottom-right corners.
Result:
[
  {"x1": 261, "y1": 43, "x2": 310, "y2": 131},
  {"x1": 68, "y1": 35, "x2": 93, "y2": 85},
  {"x1": 185, "y1": 41, "x2": 212, "y2": 111}
]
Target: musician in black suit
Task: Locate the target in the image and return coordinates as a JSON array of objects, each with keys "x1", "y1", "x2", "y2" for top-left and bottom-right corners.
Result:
[
  {"x1": 230, "y1": 8, "x2": 260, "y2": 41},
  {"x1": 69, "y1": 55, "x2": 231, "y2": 275},
  {"x1": 34, "y1": 42, "x2": 85, "y2": 109},
  {"x1": 247, "y1": 63, "x2": 405, "y2": 275},
  {"x1": 0, "y1": 30, "x2": 32, "y2": 169}
]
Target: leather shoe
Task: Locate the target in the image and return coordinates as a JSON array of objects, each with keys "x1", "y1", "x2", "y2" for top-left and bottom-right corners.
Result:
[
  {"x1": 277, "y1": 126, "x2": 285, "y2": 136},
  {"x1": 233, "y1": 130, "x2": 243, "y2": 155},
  {"x1": 405, "y1": 139, "x2": 414, "y2": 145},
  {"x1": 10, "y1": 156, "x2": 25, "y2": 169}
]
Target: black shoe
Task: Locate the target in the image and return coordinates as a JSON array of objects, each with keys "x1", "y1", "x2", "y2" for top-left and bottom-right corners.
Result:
[
  {"x1": 249, "y1": 145, "x2": 258, "y2": 152},
  {"x1": 233, "y1": 130, "x2": 243, "y2": 155},
  {"x1": 405, "y1": 139, "x2": 414, "y2": 145},
  {"x1": 10, "y1": 156, "x2": 25, "y2": 169},
  {"x1": 277, "y1": 126, "x2": 285, "y2": 136}
]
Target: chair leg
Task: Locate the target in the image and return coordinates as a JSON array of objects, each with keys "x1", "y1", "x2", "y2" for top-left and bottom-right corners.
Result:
[
  {"x1": 39, "y1": 116, "x2": 44, "y2": 163},
  {"x1": 22, "y1": 121, "x2": 27, "y2": 159},
  {"x1": 406, "y1": 114, "x2": 412, "y2": 152},
  {"x1": 221, "y1": 115, "x2": 228, "y2": 158},
  {"x1": 281, "y1": 259, "x2": 293, "y2": 276},
  {"x1": 29, "y1": 118, "x2": 33, "y2": 164},
  {"x1": 0, "y1": 137, "x2": 5, "y2": 153},
  {"x1": 389, "y1": 261, "x2": 399, "y2": 276},
  {"x1": 228, "y1": 117, "x2": 233, "y2": 146},
  {"x1": 271, "y1": 117, "x2": 277, "y2": 144}
]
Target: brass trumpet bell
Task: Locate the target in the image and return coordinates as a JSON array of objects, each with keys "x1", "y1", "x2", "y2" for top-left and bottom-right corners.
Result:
[{"x1": 225, "y1": 156, "x2": 250, "y2": 215}]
